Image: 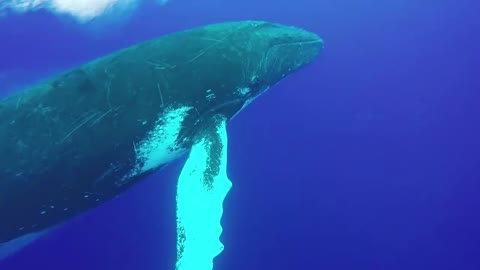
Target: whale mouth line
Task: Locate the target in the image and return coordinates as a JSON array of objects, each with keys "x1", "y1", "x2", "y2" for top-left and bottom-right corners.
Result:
[{"x1": 273, "y1": 39, "x2": 323, "y2": 49}]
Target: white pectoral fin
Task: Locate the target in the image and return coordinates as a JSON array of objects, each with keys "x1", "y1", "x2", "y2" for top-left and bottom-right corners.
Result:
[{"x1": 175, "y1": 115, "x2": 232, "y2": 270}]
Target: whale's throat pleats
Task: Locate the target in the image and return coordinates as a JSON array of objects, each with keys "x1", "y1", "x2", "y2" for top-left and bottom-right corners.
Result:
[{"x1": 175, "y1": 115, "x2": 232, "y2": 270}]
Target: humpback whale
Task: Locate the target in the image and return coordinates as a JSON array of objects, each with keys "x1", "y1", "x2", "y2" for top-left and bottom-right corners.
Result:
[{"x1": 0, "y1": 20, "x2": 323, "y2": 268}]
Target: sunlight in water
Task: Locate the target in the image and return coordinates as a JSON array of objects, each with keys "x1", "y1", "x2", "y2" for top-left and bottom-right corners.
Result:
[{"x1": 0, "y1": 0, "x2": 169, "y2": 22}]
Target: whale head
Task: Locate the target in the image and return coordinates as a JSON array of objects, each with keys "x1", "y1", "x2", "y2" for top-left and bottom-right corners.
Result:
[
  {"x1": 238, "y1": 21, "x2": 324, "y2": 98},
  {"x1": 181, "y1": 20, "x2": 324, "y2": 120}
]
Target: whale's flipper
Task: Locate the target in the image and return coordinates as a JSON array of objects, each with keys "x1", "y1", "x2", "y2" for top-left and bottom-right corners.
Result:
[{"x1": 175, "y1": 115, "x2": 232, "y2": 270}]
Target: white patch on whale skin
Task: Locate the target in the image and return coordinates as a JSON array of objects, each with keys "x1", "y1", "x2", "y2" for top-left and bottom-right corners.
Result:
[
  {"x1": 235, "y1": 87, "x2": 250, "y2": 96},
  {"x1": 121, "y1": 106, "x2": 191, "y2": 183},
  {"x1": 205, "y1": 89, "x2": 215, "y2": 101}
]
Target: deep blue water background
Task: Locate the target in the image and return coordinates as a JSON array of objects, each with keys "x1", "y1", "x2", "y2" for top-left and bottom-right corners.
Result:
[{"x1": 1, "y1": 0, "x2": 479, "y2": 269}]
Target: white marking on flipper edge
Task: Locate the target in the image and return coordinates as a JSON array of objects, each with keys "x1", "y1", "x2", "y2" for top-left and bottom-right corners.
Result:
[{"x1": 175, "y1": 116, "x2": 232, "y2": 270}]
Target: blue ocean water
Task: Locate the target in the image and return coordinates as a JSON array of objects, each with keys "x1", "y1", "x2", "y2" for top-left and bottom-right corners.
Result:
[{"x1": 0, "y1": 1, "x2": 479, "y2": 270}]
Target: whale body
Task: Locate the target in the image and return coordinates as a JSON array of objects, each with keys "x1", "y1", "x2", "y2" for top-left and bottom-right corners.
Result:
[{"x1": 0, "y1": 20, "x2": 323, "y2": 267}]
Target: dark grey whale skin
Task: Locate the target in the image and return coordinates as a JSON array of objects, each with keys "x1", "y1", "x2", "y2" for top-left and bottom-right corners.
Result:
[{"x1": 0, "y1": 20, "x2": 323, "y2": 243}]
